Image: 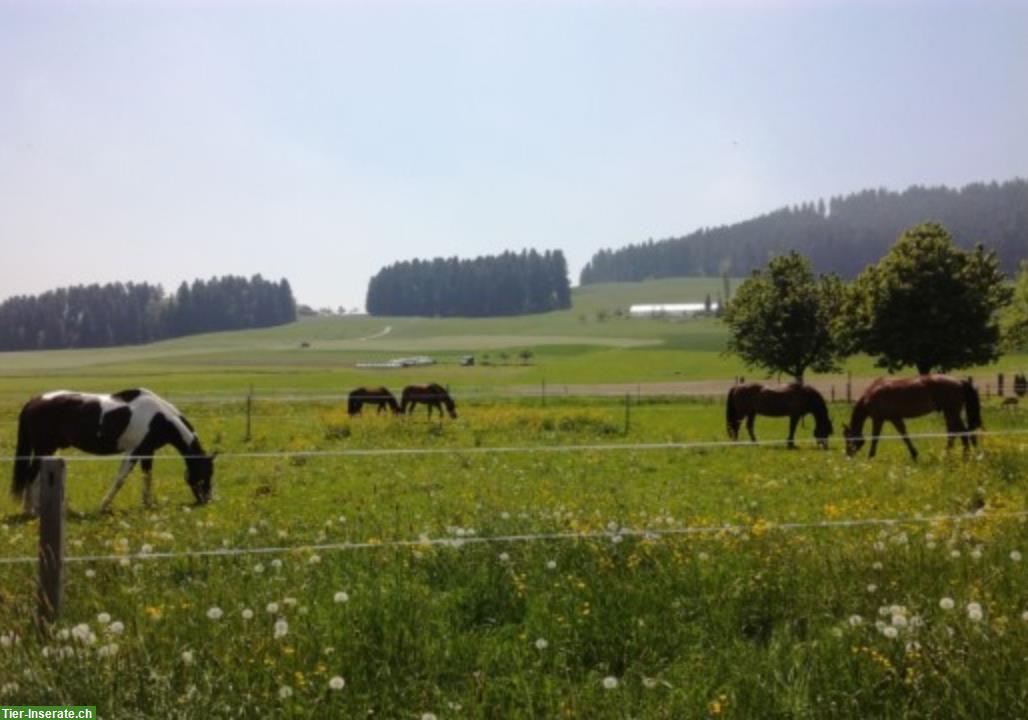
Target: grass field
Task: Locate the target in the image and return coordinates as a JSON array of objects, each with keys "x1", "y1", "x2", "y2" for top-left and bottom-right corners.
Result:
[{"x1": 1, "y1": 279, "x2": 1027, "y2": 718}]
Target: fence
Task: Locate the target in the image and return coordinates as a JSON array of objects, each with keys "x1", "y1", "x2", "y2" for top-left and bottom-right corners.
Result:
[{"x1": 9, "y1": 423, "x2": 1028, "y2": 626}]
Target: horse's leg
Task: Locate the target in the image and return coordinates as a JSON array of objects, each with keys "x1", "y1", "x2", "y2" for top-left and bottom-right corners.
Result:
[
  {"x1": 745, "y1": 413, "x2": 756, "y2": 443},
  {"x1": 868, "y1": 418, "x2": 884, "y2": 458},
  {"x1": 787, "y1": 414, "x2": 799, "y2": 449},
  {"x1": 892, "y1": 419, "x2": 918, "y2": 461},
  {"x1": 140, "y1": 456, "x2": 155, "y2": 507},
  {"x1": 100, "y1": 454, "x2": 139, "y2": 512},
  {"x1": 944, "y1": 410, "x2": 970, "y2": 455}
]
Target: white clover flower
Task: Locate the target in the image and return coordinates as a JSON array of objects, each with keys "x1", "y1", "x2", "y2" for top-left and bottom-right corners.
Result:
[
  {"x1": 939, "y1": 597, "x2": 955, "y2": 610},
  {"x1": 535, "y1": 638, "x2": 548, "y2": 650},
  {"x1": 253, "y1": 563, "x2": 265, "y2": 574},
  {"x1": 97, "y1": 643, "x2": 119, "y2": 658},
  {"x1": 206, "y1": 607, "x2": 223, "y2": 621},
  {"x1": 882, "y1": 626, "x2": 899, "y2": 639},
  {"x1": 871, "y1": 562, "x2": 883, "y2": 571},
  {"x1": 891, "y1": 614, "x2": 908, "y2": 628},
  {"x1": 848, "y1": 615, "x2": 863, "y2": 627},
  {"x1": 181, "y1": 650, "x2": 194, "y2": 665},
  {"x1": 421, "y1": 714, "x2": 437, "y2": 720},
  {"x1": 84, "y1": 569, "x2": 96, "y2": 579},
  {"x1": 107, "y1": 621, "x2": 124, "y2": 635},
  {"x1": 866, "y1": 584, "x2": 878, "y2": 594},
  {"x1": 546, "y1": 560, "x2": 557, "y2": 570},
  {"x1": 498, "y1": 552, "x2": 510, "y2": 563},
  {"x1": 602, "y1": 676, "x2": 619, "y2": 690},
  {"x1": 97, "y1": 612, "x2": 111, "y2": 625},
  {"x1": 967, "y1": 602, "x2": 984, "y2": 622},
  {"x1": 950, "y1": 550, "x2": 961, "y2": 559},
  {"x1": 140, "y1": 543, "x2": 153, "y2": 555},
  {"x1": 242, "y1": 609, "x2": 254, "y2": 620},
  {"x1": 1011, "y1": 550, "x2": 1023, "y2": 562},
  {"x1": 308, "y1": 554, "x2": 321, "y2": 565},
  {"x1": 697, "y1": 552, "x2": 710, "y2": 561},
  {"x1": 283, "y1": 597, "x2": 297, "y2": 607},
  {"x1": 329, "y1": 676, "x2": 345, "y2": 691},
  {"x1": 970, "y1": 548, "x2": 982, "y2": 561},
  {"x1": 266, "y1": 602, "x2": 280, "y2": 614},
  {"x1": 278, "y1": 686, "x2": 293, "y2": 700},
  {"x1": 274, "y1": 619, "x2": 289, "y2": 639},
  {"x1": 271, "y1": 559, "x2": 283, "y2": 570},
  {"x1": 1021, "y1": 610, "x2": 1028, "y2": 622},
  {"x1": 248, "y1": 526, "x2": 258, "y2": 535},
  {"x1": 334, "y1": 591, "x2": 350, "y2": 604}
]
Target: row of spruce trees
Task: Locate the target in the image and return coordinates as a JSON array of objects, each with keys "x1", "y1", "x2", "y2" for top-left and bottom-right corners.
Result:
[
  {"x1": 581, "y1": 179, "x2": 1028, "y2": 284},
  {"x1": 366, "y1": 250, "x2": 571, "y2": 317},
  {"x1": 0, "y1": 275, "x2": 296, "y2": 351}
]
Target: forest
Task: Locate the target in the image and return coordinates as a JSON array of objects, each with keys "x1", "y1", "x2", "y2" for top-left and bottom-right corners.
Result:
[
  {"x1": 580, "y1": 179, "x2": 1028, "y2": 284},
  {"x1": 366, "y1": 249, "x2": 572, "y2": 317},
  {"x1": 0, "y1": 275, "x2": 296, "y2": 351}
]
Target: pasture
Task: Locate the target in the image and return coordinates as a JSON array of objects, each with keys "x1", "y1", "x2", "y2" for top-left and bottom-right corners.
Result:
[
  {"x1": 1, "y1": 394, "x2": 1027, "y2": 718},
  {"x1": 1, "y1": 279, "x2": 1027, "y2": 718}
]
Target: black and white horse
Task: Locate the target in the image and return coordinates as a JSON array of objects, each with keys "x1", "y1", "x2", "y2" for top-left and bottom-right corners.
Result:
[{"x1": 12, "y1": 388, "x2": 215, "y2": 512}]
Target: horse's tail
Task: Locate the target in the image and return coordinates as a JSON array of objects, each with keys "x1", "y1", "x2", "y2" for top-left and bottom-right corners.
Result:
[
  {"x1": 963, "y1": 379, "x2": 983, "y2": 433},
  {"x1": 11, "y1": 406, "x2": 34, "y2": 501},
  {"x1": 726, "y1": 387, "x2": 739, "y2": 439}
]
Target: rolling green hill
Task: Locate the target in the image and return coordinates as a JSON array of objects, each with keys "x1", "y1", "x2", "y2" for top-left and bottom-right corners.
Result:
[{"x1": 0, "y1": 277, "x2": 1023, "y2": 401}]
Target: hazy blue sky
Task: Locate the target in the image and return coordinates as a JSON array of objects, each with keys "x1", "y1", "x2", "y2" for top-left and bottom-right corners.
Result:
[{"x1": 2, "y1": 0, "x2": 1025, "y2": 310}]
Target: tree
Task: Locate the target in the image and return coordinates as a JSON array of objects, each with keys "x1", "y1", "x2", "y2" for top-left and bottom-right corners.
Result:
[
  {"x1": 723, "y1": 251, "x2": 844, "y2": 383},
  {"x1": 840, "y1": 222, "x2": 1012, "y2": 375},
  {"x1": 1001, "y1": 262, "x2": 1028, "y2": 351}
]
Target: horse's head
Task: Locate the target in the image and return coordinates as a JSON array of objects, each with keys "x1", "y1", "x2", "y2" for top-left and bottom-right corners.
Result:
[
  {"x1": 814, "y1": 416, "x2": 833, "y2": 450},
  {"x1": 842, "y1": 423, "x2": 863, "y2": 456},
  {"x1": 185, "y1": 446, "x2": 215, "y2": 504}
]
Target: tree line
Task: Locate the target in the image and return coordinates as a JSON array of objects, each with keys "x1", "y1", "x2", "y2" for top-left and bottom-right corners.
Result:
[
  {"x1": 723, "y1": 222, "x2": 1023, "y2": 383},
  {"x1": 581, "y1": 178, "x2": 1028, "y2": 284},
  {"x1": 366, "y1": 250, "x2": 572, "y2": 317},
  {"x1": 0, "y1": 275, "x2": 296, "y2": 351}
]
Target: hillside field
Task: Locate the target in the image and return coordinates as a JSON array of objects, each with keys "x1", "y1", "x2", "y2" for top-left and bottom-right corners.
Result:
[{"x1": 0, "y1": 278, "x2": 1027, "y2": 718}]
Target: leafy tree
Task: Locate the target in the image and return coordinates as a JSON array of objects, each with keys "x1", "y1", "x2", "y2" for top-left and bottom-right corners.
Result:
[
  {"x1": 1001, "y1": 262, "x2": 1028, "y2": 351},
  {"x1": 840, "y1": 222, "x2": 1012, "y2": 375},
  {"x1": 723, "y1": 251, "x2": 844, "y2": 383},
  {"x1": 518, "y1": 349, "x2": 534, "y2": 365}
]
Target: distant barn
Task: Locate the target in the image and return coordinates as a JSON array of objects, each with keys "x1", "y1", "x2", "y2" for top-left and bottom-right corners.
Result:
[{"x1": 629, "y1": 303, "x2": 717, "y2": 318}]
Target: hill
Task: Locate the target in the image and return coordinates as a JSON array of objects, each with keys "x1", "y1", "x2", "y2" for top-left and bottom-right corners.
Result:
[{"x1": 580, "y1": 178, "x2": 1028, "y2": 283}]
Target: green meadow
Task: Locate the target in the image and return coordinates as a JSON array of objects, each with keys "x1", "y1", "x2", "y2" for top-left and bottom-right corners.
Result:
[{"x1": 1, "y1": 278, "x2": 1027, "y2": 719}]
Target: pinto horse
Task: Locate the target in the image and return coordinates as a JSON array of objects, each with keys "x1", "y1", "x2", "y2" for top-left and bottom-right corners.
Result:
[
  {"x1": 401, "y1": 383, "x2": 457, "y2": 419},
  {"x1": 843, "y1": 375, "x2": 981, "y2": 460},
  {"x1": 12, "y1": 388, "x2": 214, "y2": 513},
  {"x1": 726, "y1": 382, "x2": 833, "y2": 449},
  {"x1": 347, "y1": 387, "x2": 402, "y2": 416}
]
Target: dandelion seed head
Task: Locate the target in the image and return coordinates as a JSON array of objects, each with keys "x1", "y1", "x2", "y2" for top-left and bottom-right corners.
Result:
[
  {"x1": 329, "y1": 676, "x2": 345, "y2": 691},
  {"x1": 206, "y1": 607, "x2": 223, "y2": 621},
  {"x1": 602, "y1": 676, "x2": 619, "y2": 690}
]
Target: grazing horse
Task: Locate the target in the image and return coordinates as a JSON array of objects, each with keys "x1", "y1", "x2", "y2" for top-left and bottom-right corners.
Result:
[
  {"x1": 401, "y1": 383, "x2": 457, "y2": 419},
  {"x1": 843, "y1": 375, "x2": 981, "y2": 460},
  {"x1": 347, "y1": 387, "x2": 402, "y2": 417},
  {"x1": 726, "y1": 382, "x2": 833, "y2": 449},
  {"x1": 12, "y1": 389, "x2": 215, "y2": 513}
]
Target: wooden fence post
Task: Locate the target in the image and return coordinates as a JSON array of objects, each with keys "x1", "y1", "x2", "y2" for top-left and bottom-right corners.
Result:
[
  {"x1": 541, "y1": 379, "x2": 546, "y2": 407},
  {"x1": 623, "y1": 393, "x2": 631, "y2": 435},
  {"x1": 245, "y1": 384, "x2": 253, "y2": 442},
  {"x1": 37, "y1": 458, "x2": 65, "y2": 628}
]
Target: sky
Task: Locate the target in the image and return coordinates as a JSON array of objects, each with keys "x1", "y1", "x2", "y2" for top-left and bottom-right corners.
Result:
[{"x1": 1, "y1": 0, "x2": 1026, "y2": 311}]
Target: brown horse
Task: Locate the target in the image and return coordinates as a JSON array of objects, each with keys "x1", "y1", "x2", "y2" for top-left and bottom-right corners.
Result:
[
  {"x1": 347, "y1": 387, "x2": 402, "y2": 417},
  {"x1": 401, "y1": 383, "x2": 457, "y2": 419},
  {"x1": 726, "y1": 383, "x2": 833, "y2": 449},
  {"x1": 843, "y1": 375, "x2": 981, "y2": 460}
]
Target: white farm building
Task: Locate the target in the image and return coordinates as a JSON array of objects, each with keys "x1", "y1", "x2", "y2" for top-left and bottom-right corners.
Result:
[{"x1": 629, "y1": 303, "x2": 718, "y2": 318}]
